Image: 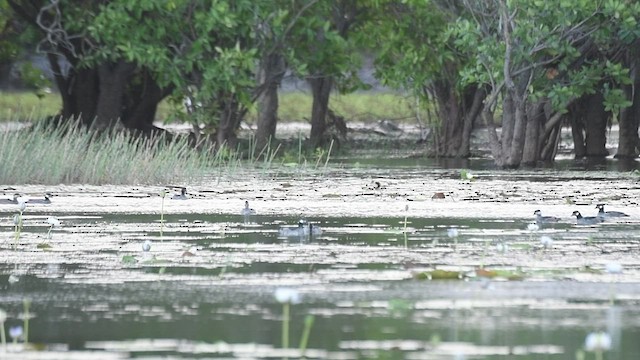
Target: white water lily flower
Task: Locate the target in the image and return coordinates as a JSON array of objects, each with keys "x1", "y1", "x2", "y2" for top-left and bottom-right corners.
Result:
[
  {"x1": 47, "y1": 216, "x2": 61, "y2": 228},
  {"x1": 18, "y1": 199, "x2": 26, "y2": 212},
  {"x1": 447, "y1": 228, "x2": 458, "y2": 238},
  {"x1": 9, "y1": 325, "x2": 22, "y2": 340},
  {"x1": 585, "y1": 331, "x2": 612, "y2": 351},
  {"x1": 527, "y1": 222, "x2": 539, "y2": 231},
  {"x1": 0, "y1": 308, "x2": 6, "y2": 322},
  {"x1": 13, "y1": 214, "x2": 20, "y2": 226},
  {"x1": 275, "y1": 288, "x2": 301, "y2": 304},
  {"x1": 540, "y1": 236, "x2": 553, "y2": 248},
  {"x1": 605, "y1": 262, "x2": 623, "y2": 274},
  {"x1": 495, "y1": 242, "x2": 509, "y2": 253},
  {"x1": 142, "y1": 240, "x2": 152, "y2": 252}
]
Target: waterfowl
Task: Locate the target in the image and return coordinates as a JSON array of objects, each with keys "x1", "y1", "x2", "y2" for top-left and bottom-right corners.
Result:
[
  {"x1": 572, "y1": 210, "x2": 604, "y2": 225},
  {"x1": 0, "y1": 193, "x2": 20, "y2": 204},
  {"x1": 27, "y1": 192, "x2": 52, "y2": 204},
  {"x1": 171, "y1": 187, "x2": 188, "y2": 200},
  {"x1": 278, "y1": 220, "x2": 322, "y2": 237},
  {"x1": 241, "y1": 201, "x2": 256, "y2": 216},
  {"x1": 595, "y1": 204, "x2": 629, "y2": 218},
  {"x1": 533, "y1": 209, "x2": 560, "y2": 224}
]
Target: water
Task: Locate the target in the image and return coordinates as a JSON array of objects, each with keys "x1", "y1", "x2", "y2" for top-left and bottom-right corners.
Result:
[{"x1": 1, "y1": 164, "x2": 640, "y2": 359}]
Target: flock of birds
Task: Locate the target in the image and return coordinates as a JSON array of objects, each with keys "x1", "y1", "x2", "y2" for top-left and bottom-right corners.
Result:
[
  {"x1": 534, "y1": 204, "x2": 629, "y2": 226},
  {"x1": 0, "y1": 189, "x2": 322, "y2": 239},
  {"x1": 1, "y1": 187, "x2": 628, "y2": 241}
]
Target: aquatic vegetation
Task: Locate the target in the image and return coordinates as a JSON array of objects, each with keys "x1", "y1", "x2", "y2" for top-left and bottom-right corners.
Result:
[
  {"x1": 159, "y1": 189, "x2": 168, "y2": 241},
  {"x1": 9, "y1": 325, "x2": 22, "y2": 344},
  {"x1": 22, "y1": 299, "x2": 30, "y2": 344},
  {"x1": 605, "y1": 262, "x2": 623, "y2": 274},
  {"x1": 460, "y1": 169, "x2": 474, "y2": 180},
  {"x1": 46, "y1": 216, "x2": 60, "y2": 240},
  {"x1": 142, "y1": 240, "x2": 152, "y2": 252},
  {"x1": 298, "y1": 315, "x2": 315, "y2": 357},
  {"x1": 0, "y1": 308, "x2": 6, "y2": 350},
  {"x1": 540, "y1": 236, "x2": 553, "y2": 249},
  {"x1": 0, "y1": 119, "x2": 216, "y2": 185},
  {"x1": 13, "y1": 200, "x2": 26, "y2": 249},
  {"x1": 275, "y1": 287, "x2": 301, "y2": 352},
  {"x1": 584, "y1": 331, "x2": 611, "y2": 360}
]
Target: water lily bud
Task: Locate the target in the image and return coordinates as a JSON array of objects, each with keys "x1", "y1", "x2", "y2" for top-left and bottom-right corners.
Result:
[
  {"x1": 540, "y1": 236, "x2": 553, "y2": 248},
  {"x1": 447, "y1": 228, "x2": 458, "y2": 238},
  {"x1": 9, "y1": 325, "x2": 23, "y2": 340},
  {"x1": 47, "y1": 216, "x2": 61, "y2": 228},
  {"x1": 585, "y1": 331, "x2": 612, "y2": 351},
  {"x1": 275, "y1": 288, "x2": 301, "y2": 304},
  {"x1": 142, "y1": 240, "x2": 152, "y2": 252},
  {"x1": 605, "y1": 262, "x2": 623, "y2": 274}
]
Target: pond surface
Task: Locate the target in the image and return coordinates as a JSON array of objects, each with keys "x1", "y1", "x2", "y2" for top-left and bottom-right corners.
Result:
[{"x1": 1, "y1": 163, "x2": 640, "y2": 359}]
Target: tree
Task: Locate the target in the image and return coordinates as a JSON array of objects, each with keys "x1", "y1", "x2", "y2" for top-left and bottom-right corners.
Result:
[
  {"x1": 371, "y1": 0, "x2": 485, "y2": 158},
  {"x1": 454, "y1": 0, "x2": 638, "y2": 167},
  {"x1": 287, "y1": 1, "x2": 367, "y2": 149},
  {"x1": 254, "y1": 0, "x2": 319, "y2": 152}
]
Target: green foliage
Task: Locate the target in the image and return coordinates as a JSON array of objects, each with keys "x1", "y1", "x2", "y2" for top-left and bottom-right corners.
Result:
[{"x1": 453, "y1": 0, "x2": 640, "y2": 112}]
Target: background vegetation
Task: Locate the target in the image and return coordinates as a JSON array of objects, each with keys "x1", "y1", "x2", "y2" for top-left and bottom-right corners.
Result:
[{"x1": 1, "y1": 0, "x2": 640, "y2": 179}]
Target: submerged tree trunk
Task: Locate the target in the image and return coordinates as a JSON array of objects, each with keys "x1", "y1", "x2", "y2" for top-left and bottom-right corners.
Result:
[
  {"x1": 431, "y1": 81, "x2": 484, "y2": 158},
  {"x1": 617, "y1": 40, "x2": 640, "y2": 158},
  {"x1": 255, "y1": 53, "x2": 286, "y2": 152},
  {"x1": 568, "y1": 93, "x2": 609, "y2": 158},
  {"x1": 308, "y1": 76, "x2": 333, "y2": 148}
]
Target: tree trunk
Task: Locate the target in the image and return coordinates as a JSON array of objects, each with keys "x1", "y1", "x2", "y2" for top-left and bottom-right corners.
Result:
[
  {"x1": 617, "y1": 88, "x2": 640, "y2": 158},
  {"x1": 216, "y1": 96, "x2": 241, "y2": 149},
  {"x1": 521, "y1": 102, "x2": 543, "y2": 166},
  {"x1": 93, "y1": 61, "x2": 134, "y2": 130},
  {"x1": 432, "y1": 84, "x2": 484, "y2": 158},
  {"x1": 571, "y1": 114, "x2": 587, "y2": 158},
  {"x1": 616, "y1": 40, "x2": 640, "y2": 158},
  {"x1": 121, "y1": 70, "x2": 172, "y2": 136},
  {"x1": 255, "y1": 53, "x2": 285, "y2": 152},
  {"x1": 568, "y1": 93, "x2": 609, "y2": 158},
  {"x1": 506, "y1": 93, "x2": 527, "y2": 167},
  {"x1": 308, "y1": 76, "x2": 333, "y2": 148}
]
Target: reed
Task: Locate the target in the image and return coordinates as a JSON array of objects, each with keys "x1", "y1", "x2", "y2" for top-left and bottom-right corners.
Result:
[{"x1": 0, "y1": 119, "x2": 216, "y2": 185}]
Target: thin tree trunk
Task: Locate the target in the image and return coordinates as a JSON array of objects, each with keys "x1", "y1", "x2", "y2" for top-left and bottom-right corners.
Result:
[
  {"x1": 308, "y1": 76, "x2": 333, "y2": 148},
  {"x1": 521, "y1": 102, "x2": 543, "y2": 166},
  {"x1": 255, "y1": 53, "x2": 285, "y2": 152},
  {"x1": 458, "y1": 87, "x2": 485, "y2": 157},
  {"x1": 506, "y1": 96, "x2": 527, "y2": 167},
  {"x1": 216, "y1": 96, "x2": 240, "y2": 149},
  {"x1": 616, "y1": 40, "x2": 640, "y2": 158},
  {"x1": 583, "y1": 92, "x2": 609, "y2": 157}
]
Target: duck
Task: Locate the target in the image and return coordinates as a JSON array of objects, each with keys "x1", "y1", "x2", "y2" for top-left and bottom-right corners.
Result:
[
  {"x1": 171, "y1": 187, "x2": 188, "y2": 200},
  {"x1": 0, "y1": 193, "x2": 20, "y2": 205},
  {"x1": 241, "y1": 201, "x2": 256, "y2": 216},
  {"x1": 278, "y1": 220, "x2": 322, "y2": 237},
  {"x1": 572, "y1": 210, "x2": 604, "y2": 225},
  {"x1": 595, "y1": 204, "x2": 629, "y2": 218},
  {"x1": 534, "y1": 209, "x2": 560, "y2": 224},
  {"x1": 27, "y1": 192, "x2": 52, "y2": 204}
]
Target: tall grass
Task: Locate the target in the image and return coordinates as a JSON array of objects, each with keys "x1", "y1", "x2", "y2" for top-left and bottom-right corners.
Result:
[{"x1": 0, "y1": 120, "x2": 216, "y2": 185}]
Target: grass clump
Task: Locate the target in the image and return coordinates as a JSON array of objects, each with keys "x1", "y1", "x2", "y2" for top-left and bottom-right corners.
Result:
[{"x1": 0, "y1": 119, "x2": 215, "y2": 185}]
